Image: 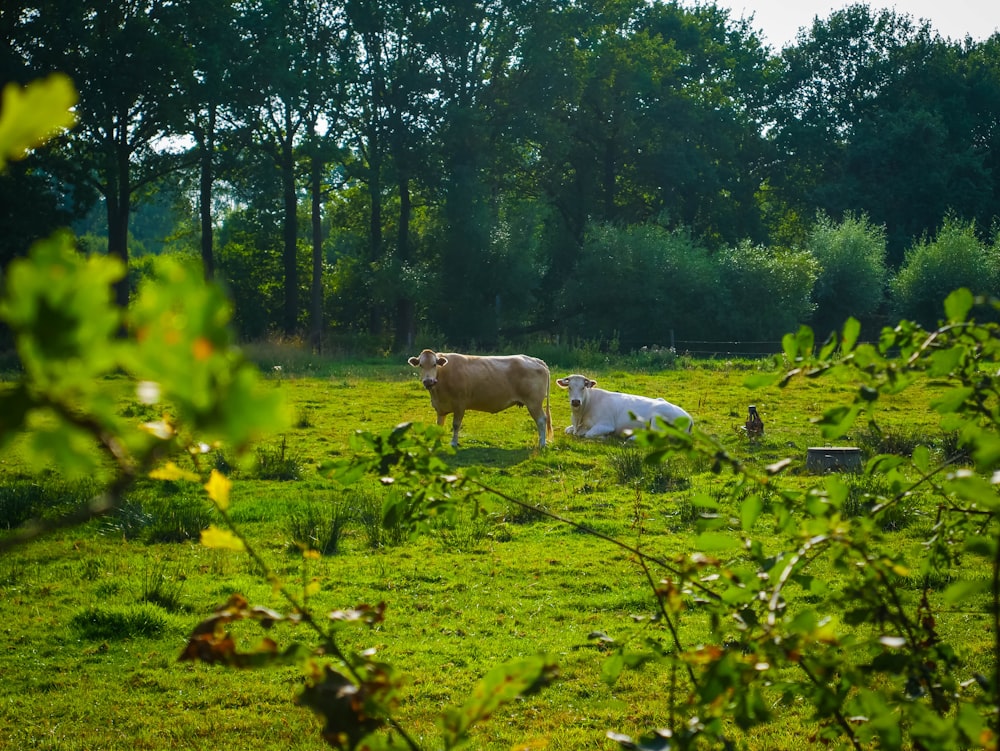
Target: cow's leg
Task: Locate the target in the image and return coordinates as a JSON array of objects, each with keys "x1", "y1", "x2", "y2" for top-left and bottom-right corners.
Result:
[
  {"x1": 582, "y1": 422, "x2": 616, "y2": 438},
  {"x1": 527, "y1": 403, "x2": 547, "y2": 448},
  {"x1": 450, "y1": 409, "x2": 464, "y2": 447}
]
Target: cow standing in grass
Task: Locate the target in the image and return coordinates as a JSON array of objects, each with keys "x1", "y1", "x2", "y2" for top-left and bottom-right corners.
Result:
[
  {"x1": 556, "y1": 373, "x2": 693, "y2": 438},
  {"x1": 408, "y1": 349, "x2": 553, "y2": 448}
]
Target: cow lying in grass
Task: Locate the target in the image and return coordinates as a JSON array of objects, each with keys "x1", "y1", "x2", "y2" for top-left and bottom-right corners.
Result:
[
  {"x1": 408, "y1": 349, "x2": 553, "y2": 448},
  {"x1": 556, "y1": 373, "x2": 693, "y2": 438}
]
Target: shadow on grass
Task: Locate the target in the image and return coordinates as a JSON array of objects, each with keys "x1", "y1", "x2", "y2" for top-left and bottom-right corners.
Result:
[{"x1": 447, "y1": 446, "x2": 536, "y2": 468}]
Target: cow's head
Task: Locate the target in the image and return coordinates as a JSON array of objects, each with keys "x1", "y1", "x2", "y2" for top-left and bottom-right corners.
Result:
[
  {"x1": 408, "y1": 349, "x2": 448, "y2": 389},
  {"x1": 556, "y1": 374, "x2": 596, "y2": 409}
]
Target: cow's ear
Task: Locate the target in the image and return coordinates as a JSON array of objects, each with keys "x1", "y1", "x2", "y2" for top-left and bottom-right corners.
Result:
[
  {"x1": 437, "y1": 356, "x2": 448, "y2": 367},
  {"x1": 586, "y1": 379, "x2": 597, "y2": 388},
  {"x1": 407, "y1": 357, "x2": 419, "y2": 367},
  {"x1": 556, "y1": 378, "x2": 569, "y2": 388}
]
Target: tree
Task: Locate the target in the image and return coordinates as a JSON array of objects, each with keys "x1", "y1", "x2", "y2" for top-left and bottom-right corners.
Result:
[
  {"x1": 806, "y1": 212, "x2": 888, "y2": 339},
  {"x1": 770, "y1": 4, "x2": 921, "y2": 224},
  {"x1": 10, "y1": 0, "x2": 192, "y2": 310},
  {"x1": 957, "y1": 34, "x2": 1000, "y2": 239},
  {"x1": 423, "y1": 0, "x2": 547, "y2": 345},
  {"x1": 889, "y1": 217, "x2": 1000, "y2": 327},
  {"x1": 236, "y1": 0, "x2": 344, "y2": 338},
  {"x1": 714, "y1": 240, "x2": 819, "y2": 341},
  {"x1": 770, "y1": 4, "x2": 996, "y2": 265},
  {"x1": 631, "y1": 1, "x2": 774, "y2": 247},
  {"x1": 176, "y1": 0, "x2": 247, "y2": 282},
  {"x1": 340, "y1": 0, "x2": 438, "y2": 347},
  {"x1": 560, "y1": 222, "x2": 718, "y2": 347}
]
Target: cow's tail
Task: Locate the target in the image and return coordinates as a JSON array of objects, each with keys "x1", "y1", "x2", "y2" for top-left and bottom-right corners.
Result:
[{"x1": 545, "y1": 378, "x2": 554, "y2": 439}]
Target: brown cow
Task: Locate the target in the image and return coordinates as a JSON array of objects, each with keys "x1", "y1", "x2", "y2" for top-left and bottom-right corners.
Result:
[{"x1": 407, "y1": 349, "x2": 553, "y2": 448}]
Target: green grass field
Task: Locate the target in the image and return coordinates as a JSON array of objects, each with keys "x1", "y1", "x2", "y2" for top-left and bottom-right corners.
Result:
[{"x1": 0, "y1": 356, "x2": 988, "y2": 750}]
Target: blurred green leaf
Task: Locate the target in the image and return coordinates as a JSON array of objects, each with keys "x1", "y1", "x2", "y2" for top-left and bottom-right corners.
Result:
[
  {"x1": 841, "y1": 317, "x2": 861, "y2": 354},
  {"x1": 744, "y1": 372, "x2": 781, "y2": 389},
  {"x1": 946, "y1": 472, "x2": 1000, "y2": 511},
  {"x1": 740, "y1": 495, "x2": 763, "y2": 531},
  {"x1": 931, "y1": 387, "x2": 973, "y2": 415},
  {"x1": 942, "y1": 579, "x2": 987, "y2": 605},
  {"x1": 943, "y1": 288, "x2": 973, "y2": 323},
  {"x1": 0, "y1": 74, "x2": 77, "y2": 168},
  {"x1": 815, "y1": 404, "x2": 861, "y2": 440},
  {"x1": 441, "y1": 656, "x2": 556, "y2": 747},
  {"x1": 694, "y1": 532, "x2": 739, "y2": 551}
]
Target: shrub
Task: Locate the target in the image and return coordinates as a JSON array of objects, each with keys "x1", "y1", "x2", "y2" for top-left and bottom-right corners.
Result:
[
  {"x1": 806, "y1": 212, "x2": 888, "y2": 339},
  {"x1": 561, "y1": 222, "x2": 718, "y2": 349},
  {"x1": 713, "y1": 240, "x2": 819, "y2": 341},
  {"x1": 889, "y1": 217, "x2": 1000, "y2": 327}
]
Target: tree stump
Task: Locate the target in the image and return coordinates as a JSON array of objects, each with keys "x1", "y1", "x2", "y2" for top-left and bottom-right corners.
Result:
[{"x1": 806, "y1": 446, "x2": 862, "y2": 473}]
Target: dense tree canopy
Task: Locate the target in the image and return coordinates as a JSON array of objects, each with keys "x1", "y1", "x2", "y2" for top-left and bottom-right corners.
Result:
[{"x1": 2, "y1": 0, "x2": 998, "y2": 349}]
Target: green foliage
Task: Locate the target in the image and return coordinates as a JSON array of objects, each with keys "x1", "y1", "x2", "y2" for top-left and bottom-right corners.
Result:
[
  {"x1": 215, "y1": 239, "x2": 286, "y2": 340},
  {"x1": 806, "y1": 212, "x2": 888, "y2": 338},
  {"x1": 890, "y1": 218, "x2": 1000, "y2": 327},
  {"x1": 0, "y1": 75, "x2": 77, "y2": 170},
  {"x1": 441, "y1": 656, "x2": 558, "y2": 750},
  {"x1": 714, "y1": 240, "x2": 820, "y2": 340},
  {"x1": 563, "y1": 222, "x2": 718, "y2": 348}
]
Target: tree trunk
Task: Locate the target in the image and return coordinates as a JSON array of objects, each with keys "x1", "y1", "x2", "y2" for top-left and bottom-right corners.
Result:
[
  {"x1": 198, "y1": 105, "x2": 216, "y2": 282},
  {"x1": 393, "y1": 170, "x2": 415, "y2": 351},
  {"x1": 281, "y1": 126, "x2": 299, "y2": 337},
  {"x1": 367, "y1": 126, "x2": 383, "y2": 336},
  {"x1": 107, "y1": 149, "x2": 131, "y2": 312},
  {"x1": 309, "y1": 144, "x2": 324, "y2": 352}
]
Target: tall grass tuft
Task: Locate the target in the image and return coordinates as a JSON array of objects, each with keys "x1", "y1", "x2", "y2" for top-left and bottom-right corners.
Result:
[
  {"x1": 938, "y1": 431, "x2": 973, "y2": 465},
  {"x1": 0, "y1": 478, "x2": 103, "y2": 529},
  {"x1": 101, "y1": 483, "x2": 212, "y2": 543},
  {"x1": 138, "y1": 561, "x2": 187, "y2": 612},
  {"x1": 70, "y1": 604, "x2": 168, "y2": 640},
  {"x1": 254, "y1": 435, "x2": 302, "y2": 481},
  {"x1": 287, "y1": 496, "x2": 351, "y2": 555},
  {"x1": 608, "y1": 445, "x2": 691, "y2": 493},
  {"x1": 842, "y1": 473, "x2": 917, "y2": 532},
  {"x1": 352, "y1": 488, "x2": 406, "y2": 549},
  {"x1": 854, "y1": 425, "x2": 925, "y2": 458}
]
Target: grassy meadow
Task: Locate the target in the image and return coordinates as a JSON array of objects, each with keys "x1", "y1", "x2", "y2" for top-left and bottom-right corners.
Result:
[{"x1": 0, "y1": 352, "x2": 989, "y2": 750}]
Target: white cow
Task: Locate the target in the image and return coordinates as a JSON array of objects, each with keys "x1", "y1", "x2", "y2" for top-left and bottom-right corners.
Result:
[
  {"x1": 408, "y1": 349, "x2": 553, "y2": 448},
  {"x1": 556, "y1": 373, "x2": 693, "y2": 437}
]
